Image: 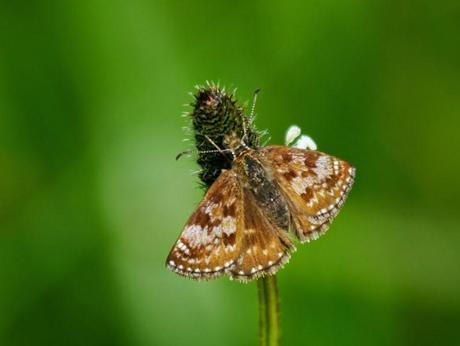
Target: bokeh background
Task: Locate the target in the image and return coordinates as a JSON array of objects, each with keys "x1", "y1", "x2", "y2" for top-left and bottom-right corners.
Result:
[{"x1": 1, "y1": 1, "x2": 459, "y2": 345}]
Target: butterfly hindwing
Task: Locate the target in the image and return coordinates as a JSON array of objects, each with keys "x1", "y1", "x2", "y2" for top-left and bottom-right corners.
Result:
[
  {"x1": 166, "y1": 169, "x2": 243, "y2": 279},
  {"x1": 229, "y1": 186, "x2": 295, "y2": 282},
  {"x1": 260, "y1": 145, "x2": 355, "y2": 243}
]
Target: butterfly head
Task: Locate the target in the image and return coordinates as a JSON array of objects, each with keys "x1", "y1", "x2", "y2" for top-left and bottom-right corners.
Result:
[{"x1": 223, "y1": 132, "x2": 250, "y2": 158}]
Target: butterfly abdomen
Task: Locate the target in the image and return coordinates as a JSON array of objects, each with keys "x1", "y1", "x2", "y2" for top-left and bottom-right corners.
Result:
[{"x1": 190, "y1": 84, "x2": 260, "y2": 188}]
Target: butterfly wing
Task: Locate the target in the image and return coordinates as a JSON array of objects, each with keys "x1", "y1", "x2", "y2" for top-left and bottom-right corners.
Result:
[
  {"x1": 167, "y1": 158, "x2": 296, "y2": 282},
  {"x1": 260, "y1": 145, "x2": 355, "y2": 243},
  {"x1": 166, "y1": 169, "x2": 243, "y2": 280},
  {"x1": 229, "y1": 186, "x2": 295, "y2": 282}
]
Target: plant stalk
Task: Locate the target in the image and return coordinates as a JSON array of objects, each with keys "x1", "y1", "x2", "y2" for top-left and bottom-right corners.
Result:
[{"x1": 257, "y1": 275, "x2": 280, "y2": 346}]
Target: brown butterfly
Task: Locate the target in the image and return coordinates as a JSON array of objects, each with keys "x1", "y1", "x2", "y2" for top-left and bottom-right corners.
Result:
[{"x1": 166, "y1": 134, "x2": 355, "y2": 282}]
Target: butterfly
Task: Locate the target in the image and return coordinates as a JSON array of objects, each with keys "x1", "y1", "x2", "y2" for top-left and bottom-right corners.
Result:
[{"x1": 166, "y1": 133, "x2": 355, "y2": 282}]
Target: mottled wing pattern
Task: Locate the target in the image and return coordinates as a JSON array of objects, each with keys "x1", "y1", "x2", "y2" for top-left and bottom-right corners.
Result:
[
  {"x1": 166, "y1": 170, "x2": 243, "y2": 279},
  {"x1": 230, "y1": 187, "x2": 295, "y2": 282},
  {"x1": 260, "y1": 145, "x2": 355, "y2": 243}
]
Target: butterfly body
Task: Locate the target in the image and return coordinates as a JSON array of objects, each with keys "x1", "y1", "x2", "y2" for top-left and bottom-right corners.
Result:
[
  {"x1": 167, "y1": 134, "x2": 355, "y2": 282},
  {"x1": 239, "y1": 151, "x2": 291, "y2": 232}
]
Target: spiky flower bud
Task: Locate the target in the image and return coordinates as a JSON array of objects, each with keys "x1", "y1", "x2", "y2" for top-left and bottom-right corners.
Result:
[{"x1": 189, "y1": 83, "x2": 261, "y2": 188}]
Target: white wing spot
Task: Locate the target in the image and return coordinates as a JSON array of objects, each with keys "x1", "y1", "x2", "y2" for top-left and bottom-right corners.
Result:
[
  {"x1": 222, "y1": 216, "x2": 236, "y2": 235},
  {"x1": 314, "y1": 156, "x2": 332, "y2": 180},
  {"x1": 204, "y1": 202, "x2": 218, "y2": 216},
  {"x1": 291, "y1": 175, "x2": 314, "y2": 195},
  {"x1": 182, "y1": 225, "x2": 214, "y2": 248}
]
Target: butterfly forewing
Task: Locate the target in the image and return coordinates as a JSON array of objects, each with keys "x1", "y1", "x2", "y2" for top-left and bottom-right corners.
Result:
[
  {"x1": 260, "y1": 145, "x2": 355, "y2": 243},
  {"x1": 166, "y1": 170, "x2": 243, "y2": 279}
]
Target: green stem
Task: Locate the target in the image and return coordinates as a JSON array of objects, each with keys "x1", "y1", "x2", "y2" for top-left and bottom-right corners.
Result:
[{"x1": 257, "y1": 275, "x2": 280, "y2": 346}]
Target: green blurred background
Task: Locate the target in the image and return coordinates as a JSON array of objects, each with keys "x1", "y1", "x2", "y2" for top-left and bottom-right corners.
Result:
[{"x1": 1, "y1": 1, "x2": 459, "y2": 345}]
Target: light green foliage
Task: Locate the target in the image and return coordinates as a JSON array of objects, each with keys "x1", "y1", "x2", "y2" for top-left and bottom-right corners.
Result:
[{"x1": 0, "y1": 1, "x2": 459, "y2": 346}]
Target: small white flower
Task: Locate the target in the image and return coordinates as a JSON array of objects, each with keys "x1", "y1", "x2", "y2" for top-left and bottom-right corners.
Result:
[
  {"x1": 294, "y1": 135, "x2": 317, "y2": 150},
  {"x1": 285, "y1": 125, "x2": 301, "y2": 146},
  {"x1": 285, "y1": 125, "x2": 317, "y2": 150}
]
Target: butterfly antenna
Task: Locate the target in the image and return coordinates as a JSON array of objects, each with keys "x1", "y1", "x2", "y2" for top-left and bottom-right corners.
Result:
[
  {"x1": 204, "y1": 135, "x2": 235, "y2": 159},
  {"x1": 246, "y1": 88, "x2": 261, "y2": 140},
  {"x1": 176, "y1": 147, "x2": 233, "y2": 161},
  {"x1": 250, "y1": 88, "x2": 261, "y2": 120}
]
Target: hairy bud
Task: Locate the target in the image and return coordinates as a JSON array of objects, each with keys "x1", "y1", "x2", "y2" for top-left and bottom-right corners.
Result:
[{"x1": 189, "y1": 83, "x2": 261, "y2": 188}]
